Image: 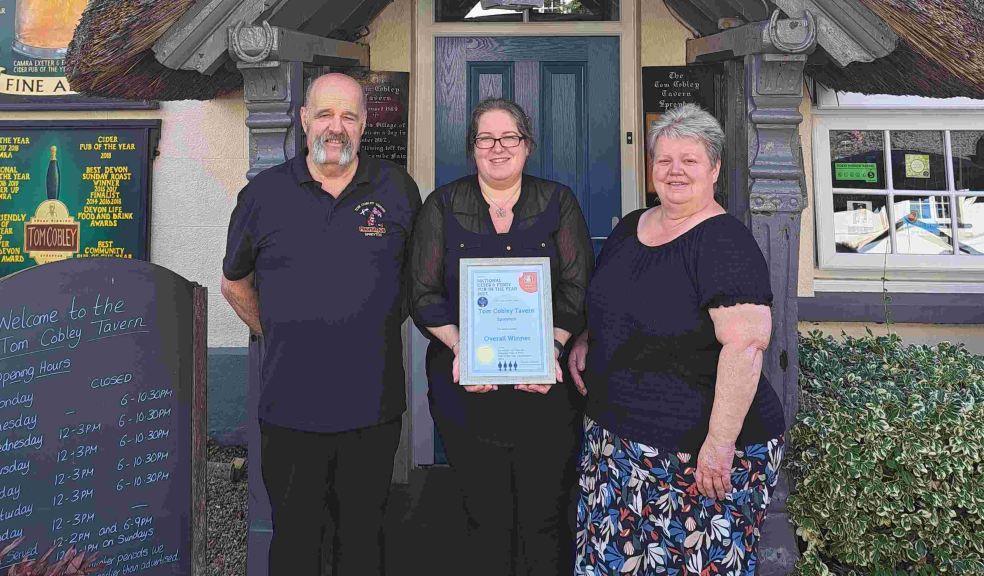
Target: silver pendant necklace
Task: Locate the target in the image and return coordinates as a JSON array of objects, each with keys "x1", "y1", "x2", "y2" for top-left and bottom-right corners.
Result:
[{"x1": 483, "y1": 187, "x2": 520, "y2": 219}]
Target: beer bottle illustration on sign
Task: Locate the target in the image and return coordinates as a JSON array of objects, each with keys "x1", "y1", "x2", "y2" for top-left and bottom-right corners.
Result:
[
  {"x1": 24, "y1": 145, "x2": 80, "y2": 265},
  {"x1": 47, "y1": 142, "x2": 60, "y2": 199}
]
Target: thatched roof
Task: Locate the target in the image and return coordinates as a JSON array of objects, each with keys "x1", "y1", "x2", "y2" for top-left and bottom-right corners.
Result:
[
  {"x1": 668, "y1": 0, "x2": 982, "y2": 99},
  {"x1": 806, "y1": 0, "x2": 984, "y2": 98},
  {"x1": 65, "y1": 0, "x2": 243, "y2": 101},
  {"x1": 65, "y1": 0, "x2": 388, "y2": 101},
  {"x1": 66, "y1": 0, "x2": 984, "y2": 101}
]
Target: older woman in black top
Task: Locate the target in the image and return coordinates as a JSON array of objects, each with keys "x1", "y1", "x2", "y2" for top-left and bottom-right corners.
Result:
[
  {"x1": 568, "y1": 104, "x2": 785, "y2": 575},
  {"x1": 410, "y1": 97, "x2": 592, "y2": 575}
]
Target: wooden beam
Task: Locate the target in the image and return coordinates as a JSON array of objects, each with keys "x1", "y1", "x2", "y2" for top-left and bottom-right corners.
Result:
[
  {"x1": 687, "y1": 10, "x2": 817, "y2": 64},
  {"x1": 300, "y1": 0, "x2": 393, "y2": 37},
  {"x1": 772, "y1": 0, "x2": 897, "y2": 66},
  {"x1": 154, "y1": 0, "x2": 263, "y2": 74},
  {"x1": 266, "y1": 0, "x2": 342, "y2": 30},
  {"x1": 228, "y1": 24, "x2": 369, "y2": 67}
]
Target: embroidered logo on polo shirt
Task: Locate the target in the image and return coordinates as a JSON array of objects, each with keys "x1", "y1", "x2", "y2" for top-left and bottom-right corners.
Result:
[{"x1": 355, "y1": 201, "x2": 387, "y2": 237}]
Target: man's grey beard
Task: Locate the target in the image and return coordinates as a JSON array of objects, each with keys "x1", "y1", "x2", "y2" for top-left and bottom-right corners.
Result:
[{"x1": 311, "y1": 132, "x2": 356, "y2": 166}]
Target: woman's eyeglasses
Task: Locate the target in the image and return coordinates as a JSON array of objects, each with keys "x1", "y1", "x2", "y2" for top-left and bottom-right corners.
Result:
[{"x1": 474, "y1": 135, "x2": 525, "y2": 149}]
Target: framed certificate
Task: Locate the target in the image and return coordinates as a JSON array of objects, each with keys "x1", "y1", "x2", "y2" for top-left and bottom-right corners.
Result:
[{"x1": 459, "y1": 257, "x2": 555, "y2": 386}]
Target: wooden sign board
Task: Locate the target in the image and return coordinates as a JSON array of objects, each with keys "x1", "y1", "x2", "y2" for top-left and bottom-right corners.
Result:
[
  {"x1": 0, "y1": 121, "x2": 159, "y2": 279},
  {"x1": 0, "y1": 258, "x2": 206, "y2": 575},
  {"x1": 642, "y1": 65, "x2": 718, "y2": 206},
  {"x1": 350, "y1": 70, "x2": 410, "y2": 167}
]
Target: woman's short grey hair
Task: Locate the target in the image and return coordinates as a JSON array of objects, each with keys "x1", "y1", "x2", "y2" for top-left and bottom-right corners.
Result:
[
  {"x1": 646, "y1": 103, "x2": 724, "y2": 166},
  {"x1": 466, "y1": 97, "x2": 537, "y2": 159}
]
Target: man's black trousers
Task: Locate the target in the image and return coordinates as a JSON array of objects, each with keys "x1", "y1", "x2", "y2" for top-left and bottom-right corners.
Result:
[{"x1": 260, "y1": 417, "x2": 402, "y2": 576}]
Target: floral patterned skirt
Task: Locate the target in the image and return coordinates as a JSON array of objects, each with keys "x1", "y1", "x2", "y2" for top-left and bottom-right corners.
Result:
[{"x1": 574, "y1": 417, "x2": 784, "y2": 576}]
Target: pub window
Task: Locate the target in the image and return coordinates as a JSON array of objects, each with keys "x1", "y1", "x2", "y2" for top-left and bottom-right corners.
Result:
[
  {"x1": 435, "y1": 0, "x2": 619, "y2": 22},
  {"x1": 813, "y1": 112, "x2": 984, "y2": 280}
]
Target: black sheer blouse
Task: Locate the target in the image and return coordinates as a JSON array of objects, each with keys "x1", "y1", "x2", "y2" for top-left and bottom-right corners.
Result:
[{"x1": 409, "y1": 174, "x2": 593, "y2": 337}]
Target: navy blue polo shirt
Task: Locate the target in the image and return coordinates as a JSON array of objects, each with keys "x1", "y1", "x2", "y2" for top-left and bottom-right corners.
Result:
[{"x1": 223, "y1": 151, "x2": 421, "y2": 433}]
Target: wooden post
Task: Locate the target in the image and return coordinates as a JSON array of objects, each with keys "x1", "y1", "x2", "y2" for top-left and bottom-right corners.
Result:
[
  {"x1": 193, "y1": 286, "x2": 208, "y2": 576},
  {"x1": 745, "y1": 51, "x2": 811, "y2": 574},
  {"x1": 229, "y1": 26, "x2": 302, "y2": 576}
]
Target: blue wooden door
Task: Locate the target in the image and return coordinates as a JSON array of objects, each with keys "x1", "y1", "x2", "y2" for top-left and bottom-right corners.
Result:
[{"x1": 435, "y1": 36, "x2": 621, "y2": 252}]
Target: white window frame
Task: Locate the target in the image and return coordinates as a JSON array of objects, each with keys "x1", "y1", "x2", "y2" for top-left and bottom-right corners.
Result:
[{"x1": 812, "y1": 109, "x2": 984, "y2": 290}]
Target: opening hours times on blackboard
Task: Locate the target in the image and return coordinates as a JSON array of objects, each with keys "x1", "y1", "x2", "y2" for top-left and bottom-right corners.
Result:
[{"x1": 0, "y1": 290, "x2": 184, "y2": 575}]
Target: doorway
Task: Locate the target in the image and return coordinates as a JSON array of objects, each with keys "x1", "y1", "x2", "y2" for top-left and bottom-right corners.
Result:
[{"x1": 415, "y1": 35, "x2": 623, "y2": 464}]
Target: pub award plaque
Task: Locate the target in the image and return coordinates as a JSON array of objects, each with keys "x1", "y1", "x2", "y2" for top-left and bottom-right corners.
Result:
[{"x1": 459, "y1": 257, "x2": 555, "y2": 386}]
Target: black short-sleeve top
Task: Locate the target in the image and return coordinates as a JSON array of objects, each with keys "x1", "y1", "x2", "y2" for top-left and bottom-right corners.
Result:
[
  {"x1": 222, "y1": 151, "x2": 421, "y2": 433},
  {"x1": 583, "y1": 209, "x2": 785, "y2": 453}
]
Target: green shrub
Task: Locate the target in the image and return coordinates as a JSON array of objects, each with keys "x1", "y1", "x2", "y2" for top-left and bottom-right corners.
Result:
[{"x1": 789, "y1": 330, "x2": 984, "y2": 575}]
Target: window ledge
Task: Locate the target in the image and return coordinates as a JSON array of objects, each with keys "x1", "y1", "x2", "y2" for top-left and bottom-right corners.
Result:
[
  {"x1": 812, "y1": 276, "x2": 984, "y2": 293},
  {"x1": 799, "y1": 291, "x2": 984, "y2": 324}
]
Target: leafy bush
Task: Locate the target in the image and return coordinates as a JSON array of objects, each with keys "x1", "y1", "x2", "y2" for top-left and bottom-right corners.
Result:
[
  {"x1": 0, "y1": 537, "x2": 104, "y2": 575},
  {"x1": 789, "y1": 331, "x2": 984, "y2": 575}
]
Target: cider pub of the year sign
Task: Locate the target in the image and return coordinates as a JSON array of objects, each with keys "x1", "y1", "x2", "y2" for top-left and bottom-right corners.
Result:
[
  {"x1": 0, "y1": 258, "x2": 206, "y2": 576},
  {"x1": 0, "y1": 120, "x2": 160, "y2": 280}
]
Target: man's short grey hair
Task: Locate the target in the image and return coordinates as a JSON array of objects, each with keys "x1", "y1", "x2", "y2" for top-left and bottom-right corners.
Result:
[
  {"x1": 304, "y1": 73, "x2": 368, "y2": 117},
  {"x1": 466, "y1": 97, "x2": 537, "y2": 159},
  {"x1": 646, "y1": 103, "x2": 724, "y2": 166}
]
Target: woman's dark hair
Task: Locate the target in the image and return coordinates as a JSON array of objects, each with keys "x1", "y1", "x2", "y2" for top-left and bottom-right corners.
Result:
[{"x1": 466, "y1": 97, "x2": 537, "y2": 159}]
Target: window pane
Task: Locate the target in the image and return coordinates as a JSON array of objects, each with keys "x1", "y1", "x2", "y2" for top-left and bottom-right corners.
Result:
[
  {"x1": 891, "y1": 130, "x2": 946, "y2": 191},
  {"x1": 833, "y1": 194, "x2": 890, "y2": 254},
  {"x1": 436, "y1": 0, "x2": 619, "y2": 22},
  {"x1": 957, "y1": 196, "x2": 984, "y2": 255},
  {"x1": 829, "y1": 130, "x2": 885, "y2": 190},
  {"x1": 894, "y1": 195, "x2": 954, "y2": 255},
  {"x1": 952, "y1": 130, "x2": 984, "y2": 191},
  {"x1": 530, "y1": 0, "x2": 618, "y2": 21}
]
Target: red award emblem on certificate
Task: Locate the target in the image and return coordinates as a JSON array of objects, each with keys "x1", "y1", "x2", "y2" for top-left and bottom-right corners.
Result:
[{"x1": 518, "y1": 271, "x2": 538, "y2": 293}]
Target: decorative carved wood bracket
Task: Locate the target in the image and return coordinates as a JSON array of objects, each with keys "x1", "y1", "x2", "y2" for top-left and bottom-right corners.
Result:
[
  {"x1": 236, "y1": 59, "x2": 302, "y2": 180},
  {"x1": 747, "y1": 52, "x2": 810, "y2": 216},
  {"x1": 227, "y1": 23, "x2": 369, "y2": 180}
]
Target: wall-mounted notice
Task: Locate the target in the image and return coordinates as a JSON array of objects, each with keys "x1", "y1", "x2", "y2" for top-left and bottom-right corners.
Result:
[
  {"x1": 349, "y1": 71, "x2": 410, "y2": 167},
  {"x1": 0, "y1": 258, "x2": 206, "y2": 576},
  {"x1": 0, "y1": 0, "x2": 155, "y2": 110},
  {"x1": 642, "y1": 65, "x2": 718, "y2": 206},
  {"x1": 0, "y1": 120, "x2": 159, "y2": 279}
]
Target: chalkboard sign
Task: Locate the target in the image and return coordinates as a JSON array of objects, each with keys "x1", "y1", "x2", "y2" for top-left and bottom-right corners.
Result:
[
  {"x1": 0, "y1": 258, "x2": 205, "y2": 575},
  {"x1": 0, "y1": 121, "x2": 160, "y2": 279},
  {"x1": 642, "y1": 65, "x2": 718, "y2": 205},
  {"x1": 349, "y1": 71, "x2": 410, "y2": 167}
]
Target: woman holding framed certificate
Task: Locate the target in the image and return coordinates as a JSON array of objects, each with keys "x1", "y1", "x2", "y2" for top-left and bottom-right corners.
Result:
[
  {"x1": 409, "y1": 97, "x2": 593, "y2": 576},
  {"x1": 568, "y1": 104, "x2": 785, "y2": 575}
]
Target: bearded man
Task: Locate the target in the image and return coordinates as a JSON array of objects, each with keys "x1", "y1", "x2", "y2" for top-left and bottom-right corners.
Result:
[{"x1": 221, "y1": 72, "x2": 421, "y2": 576}]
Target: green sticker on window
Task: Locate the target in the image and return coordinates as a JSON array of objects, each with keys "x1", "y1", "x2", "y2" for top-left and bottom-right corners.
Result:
[
  {"x1": 834, "y1": 162, "x2": 878, "y2": 183},
  {"x1": 905, "y1": 154, "x2": 930, "y2": 178}
]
